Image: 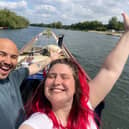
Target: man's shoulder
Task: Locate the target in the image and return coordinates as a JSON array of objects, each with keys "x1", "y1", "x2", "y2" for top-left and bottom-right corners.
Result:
[{"x1": 9, "y1": 68, "x2": 29, "y2": 79}]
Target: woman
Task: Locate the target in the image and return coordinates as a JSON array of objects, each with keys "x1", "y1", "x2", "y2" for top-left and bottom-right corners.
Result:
[{"x1": 19, "y1": 13, "x2": 129, "y2": 129}]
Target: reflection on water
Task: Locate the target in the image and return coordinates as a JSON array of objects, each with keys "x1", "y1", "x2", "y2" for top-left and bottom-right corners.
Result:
[{"x1": 0, "y1": 27, "x2": 129, "y2": 129}]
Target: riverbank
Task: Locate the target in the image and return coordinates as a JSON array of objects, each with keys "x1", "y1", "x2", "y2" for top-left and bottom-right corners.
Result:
[
  {"x1": 88, "y1": 30, "x2": 123, "y2": 37},
  {"x1": 0, "y1": 27, "x2": 8, "y2": 30}
]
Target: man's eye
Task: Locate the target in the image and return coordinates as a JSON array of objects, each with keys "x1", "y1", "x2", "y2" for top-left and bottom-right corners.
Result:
[
  {"x1": 11, "y1": 55, "x2": 18, "y2": 59},
  {"x1": 0, "y1": 52, "x2": 6, "y2": 57}
]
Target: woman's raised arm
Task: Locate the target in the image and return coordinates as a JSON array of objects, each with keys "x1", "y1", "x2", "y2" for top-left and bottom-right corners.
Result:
[{"x1": 89, "y1": 13, "x2": 129, "y2": 109}]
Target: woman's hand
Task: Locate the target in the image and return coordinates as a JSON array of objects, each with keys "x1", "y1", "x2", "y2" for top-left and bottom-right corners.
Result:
[{"x1": 122, "y1": 13, "x2": 129, "y2": 31}]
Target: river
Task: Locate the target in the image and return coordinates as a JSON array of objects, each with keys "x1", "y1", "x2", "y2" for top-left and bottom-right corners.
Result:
[{"x1": 0, "y1": 26, "x2": 129, "y2": 129}]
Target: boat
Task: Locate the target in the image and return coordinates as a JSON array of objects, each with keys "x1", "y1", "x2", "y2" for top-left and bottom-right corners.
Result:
[
  {"x1": 18, "y1": 29, "x2": 90, "y2": 102},
  {"x1": 18, "y1": 29, "x2": 104, "y2": 126}
]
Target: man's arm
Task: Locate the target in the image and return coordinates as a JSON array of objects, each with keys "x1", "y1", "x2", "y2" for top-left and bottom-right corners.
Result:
[
  {"x1": 28, "y1": 49, "x2": 62, "y2": 75},
  {"x1": 28, "y1": 57, "x2": 51, "y2": 75}
]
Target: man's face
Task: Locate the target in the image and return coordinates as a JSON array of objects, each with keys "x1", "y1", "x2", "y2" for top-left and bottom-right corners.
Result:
[{"x1": 0, "y1": 39, "x2": 18, "y2": 79}]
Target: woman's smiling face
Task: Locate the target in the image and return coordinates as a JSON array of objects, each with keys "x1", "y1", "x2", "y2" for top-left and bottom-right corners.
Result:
[{"x1": 44, "y1": 63, "x2": 75, "y2": 106}]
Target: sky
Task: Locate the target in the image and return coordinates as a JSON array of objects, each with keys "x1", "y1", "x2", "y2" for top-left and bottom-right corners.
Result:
[{"x1": 0, "y1": 0, "x2": 129, "y2": 25}]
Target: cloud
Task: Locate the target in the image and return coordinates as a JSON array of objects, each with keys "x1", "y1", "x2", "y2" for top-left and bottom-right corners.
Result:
[
  {"x1": 35, "y1": 4, "x2": 57, "y2": 14},
  {"x1": 0, "y1": 0, "x2": 27, "y2": 10},
  {"x1": 0, "y1": 0, "x2": 128, "y2": 24}
]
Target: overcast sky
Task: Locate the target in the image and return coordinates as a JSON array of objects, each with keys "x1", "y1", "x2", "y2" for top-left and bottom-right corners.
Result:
[{"x1": 0, "y1": 0, "x2": 128, "y2": 25}]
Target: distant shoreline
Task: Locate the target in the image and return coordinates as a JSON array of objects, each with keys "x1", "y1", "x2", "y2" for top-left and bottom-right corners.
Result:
[
  {"x1": 0, "y1": 27, "x2": 8, "y2": 30},
  {"x1": 0, "y1": 26, "x2": 122, "y2": 37},
  {"x1": 88, "y1": 30, "x2": 122, "y2": 37}
]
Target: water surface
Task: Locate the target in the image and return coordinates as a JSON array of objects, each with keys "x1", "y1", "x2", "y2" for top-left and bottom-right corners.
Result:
[{"x1": 0, "y1": 27, "x2": 129, "y2": 129}]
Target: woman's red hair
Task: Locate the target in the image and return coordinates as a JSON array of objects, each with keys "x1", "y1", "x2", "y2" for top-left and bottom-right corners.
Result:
[{"x1": 24, "y1": 58, "x2": 98, "y2": 129}]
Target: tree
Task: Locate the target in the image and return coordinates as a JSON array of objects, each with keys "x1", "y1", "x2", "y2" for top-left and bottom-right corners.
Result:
[
  {"x1": 0, "y1": 9, "x2": 29, "y2": 29},
  {"x1": 107, "y1": 16, "x2": 124, "y2": 30}
]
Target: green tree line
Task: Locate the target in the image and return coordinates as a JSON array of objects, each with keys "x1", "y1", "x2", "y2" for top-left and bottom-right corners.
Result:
[
  {"x1": 31, "y1": 16, "x2": 124, "y2": 31},
  {"x1": 0, "y1": 9, "x2": 29, "y2": 29}
]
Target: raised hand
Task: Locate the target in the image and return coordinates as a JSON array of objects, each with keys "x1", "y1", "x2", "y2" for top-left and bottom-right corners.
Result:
[
  {"x1": 122, "y1": 13, "x2": 129, "y2": 31},
  {"x1": 49, "y1": 49, "x2": 63, "y2": 61}
]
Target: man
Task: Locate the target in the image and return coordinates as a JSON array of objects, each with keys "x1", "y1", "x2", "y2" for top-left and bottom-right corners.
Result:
[{"x1": 0, "y1": 38, "x2": 59, "y2": 129}]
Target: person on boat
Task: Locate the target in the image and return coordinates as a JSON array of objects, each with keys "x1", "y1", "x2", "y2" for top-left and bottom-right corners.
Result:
[
  {"x1": 18, "y1": 12, "x2": 129, "y2": 129},
  {"x1": 0, "y1": 38, "x2": 61, "y2": 129}
]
